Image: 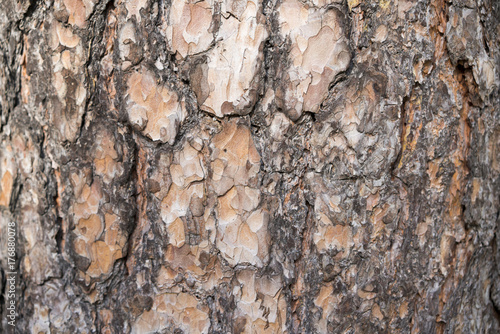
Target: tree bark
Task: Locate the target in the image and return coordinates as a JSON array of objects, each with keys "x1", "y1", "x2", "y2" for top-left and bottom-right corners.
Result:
[{"x1": 1, "y1": 0, "x2": 500, "y2": 333}]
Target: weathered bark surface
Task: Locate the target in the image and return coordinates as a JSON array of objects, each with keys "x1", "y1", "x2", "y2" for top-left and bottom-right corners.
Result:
[{"x1": 1, "y1": 0, "x2": 499, "y2": 332}]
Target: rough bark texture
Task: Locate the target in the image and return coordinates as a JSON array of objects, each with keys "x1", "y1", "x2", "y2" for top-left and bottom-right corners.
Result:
[{"x1": 1, "y1": 0, "x2": 500, "y2": 333}]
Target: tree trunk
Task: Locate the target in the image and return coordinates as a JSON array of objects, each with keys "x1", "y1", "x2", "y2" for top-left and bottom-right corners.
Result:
[{"x1": 1, "y1": 0, "x2": 499, "y2": 332}]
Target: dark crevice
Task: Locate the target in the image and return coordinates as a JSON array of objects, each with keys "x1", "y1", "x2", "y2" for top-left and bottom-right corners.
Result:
[
  {"x1": 120, "y1": 138, "x2": 141, "y2": 278},
  {"x1": 391, "y1": 94, "x2": 410, "y2": 175},
  {"x1": 55, "y1": 217, "x2": 64, "y2": 255},
  {"x1": 21, "y1": 0, "x2": 38, "y2": 22}
]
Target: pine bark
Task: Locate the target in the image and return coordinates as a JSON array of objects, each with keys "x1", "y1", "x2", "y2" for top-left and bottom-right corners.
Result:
[{"x1": 1, "y1": 0, "x2": 500, "y2": 333}]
